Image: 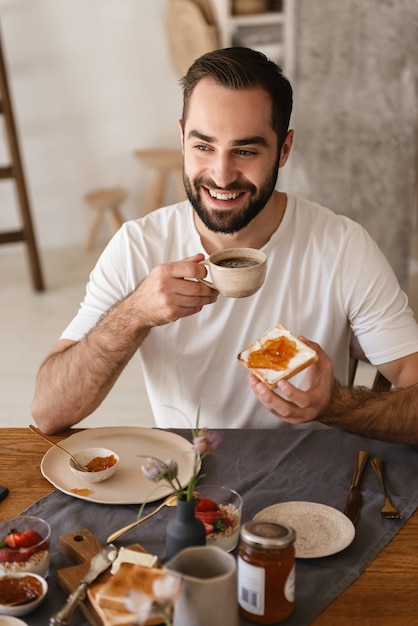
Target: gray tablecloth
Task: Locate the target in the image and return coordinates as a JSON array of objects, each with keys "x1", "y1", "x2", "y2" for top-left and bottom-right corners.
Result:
[{"x1": 20, "y1": 429, "x2": 418, "y2": 626}]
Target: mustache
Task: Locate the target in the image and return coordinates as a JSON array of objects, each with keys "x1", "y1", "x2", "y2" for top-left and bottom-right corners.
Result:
[{"x1": 195, "y1": 176, "x2": 257, "y2": 195}]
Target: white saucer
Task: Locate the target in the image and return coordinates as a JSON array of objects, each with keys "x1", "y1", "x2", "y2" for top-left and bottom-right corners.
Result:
[{"x1": 253, "y1": 501, "x2": 355, "y2": 558}]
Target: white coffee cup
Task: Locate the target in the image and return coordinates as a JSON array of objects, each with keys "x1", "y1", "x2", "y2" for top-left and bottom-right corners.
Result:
[
  {"x1": 198, "y1": 247, "x2": 267, "y2": 298},
  {"x1": 165, "y1": 545, "x2": 239, "y2": 626}
]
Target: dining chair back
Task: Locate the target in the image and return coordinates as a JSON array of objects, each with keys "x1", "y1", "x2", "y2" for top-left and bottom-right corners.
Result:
[{"x1": 349, "y1": 334, "x2": 392, "y2": 391}]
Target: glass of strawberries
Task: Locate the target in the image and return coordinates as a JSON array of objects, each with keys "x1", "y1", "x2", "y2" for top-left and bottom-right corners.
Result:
[
  {"x1": 194, "y1": 485, "x2": 243, "y2": 552},
  {"x1": 0, "y1": 516, "x2": 51, "y2": 578}
]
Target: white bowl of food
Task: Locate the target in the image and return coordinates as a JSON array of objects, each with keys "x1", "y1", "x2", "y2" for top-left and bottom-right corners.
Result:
[
  {"x1": 0, "y1": 572, "x2": 47, "y2": 616},
  {"x1": 0, "y1": 617, "x2": 30, "y2": 625},
  {"x1": 69, "y1": 447, "x2": 119, "y2": 483},
  {"x1": 0, "y1": 516, "x2": 50, "y2": 578},
  {"x1": 195, "y1": 485, "x2": 243, "y2": 552}
]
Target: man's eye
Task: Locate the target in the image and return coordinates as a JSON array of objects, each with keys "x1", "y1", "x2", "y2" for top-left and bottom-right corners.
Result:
[
  {"x1": 195, "y1": 144, "x2": 211, "y2": 152},
  {"x1": 237, "y1": 149, "x2": 256, "y2": 157}
]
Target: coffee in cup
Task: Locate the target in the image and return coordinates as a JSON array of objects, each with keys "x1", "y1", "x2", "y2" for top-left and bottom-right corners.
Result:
[{"x1": 198, "y1": 247, "x2": 267, "y2": 298}]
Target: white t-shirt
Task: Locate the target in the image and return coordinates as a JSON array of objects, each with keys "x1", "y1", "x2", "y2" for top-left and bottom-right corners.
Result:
[{"x1": 62, "y1": 195, "x2": 418, "y2": 429}]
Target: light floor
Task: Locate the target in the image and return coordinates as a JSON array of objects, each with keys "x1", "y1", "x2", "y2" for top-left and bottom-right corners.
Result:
[
  {"x1": 1, "y1": 244, "x2": 154, "y2": 429},
  {"x1": 1, "y1": 233, "x2": 418, "y2": 429}
]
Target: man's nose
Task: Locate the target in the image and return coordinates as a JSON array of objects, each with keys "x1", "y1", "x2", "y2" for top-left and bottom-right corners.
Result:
[{"x1": 210, "y1": 153, "x2": 238, "y2": 188}]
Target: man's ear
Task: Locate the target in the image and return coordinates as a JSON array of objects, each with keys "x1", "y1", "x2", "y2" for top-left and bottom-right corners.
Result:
[
  {"x1": 279, "y1": 129, "x2": 294, "y2": 167},
  {"x1": 178, "y1": 119, "x2": 184, "y2": 149}
]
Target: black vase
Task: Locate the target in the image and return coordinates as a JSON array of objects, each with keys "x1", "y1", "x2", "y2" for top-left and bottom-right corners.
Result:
[{"x1": 165, "y1": 497, "x2": 206, "y2": 560}]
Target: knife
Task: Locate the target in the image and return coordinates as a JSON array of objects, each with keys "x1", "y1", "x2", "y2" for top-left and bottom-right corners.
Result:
[
  {"x1": 343, "y1": 450, "x2": 369, "y2": 524},
  {"x1": 50, "y1": 543, "x2": 118, "y2": 626}
]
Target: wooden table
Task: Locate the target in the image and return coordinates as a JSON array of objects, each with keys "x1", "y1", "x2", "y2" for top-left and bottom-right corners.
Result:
[{"x1": 1, "y1": 428, "x2": 417, "y2": 625}]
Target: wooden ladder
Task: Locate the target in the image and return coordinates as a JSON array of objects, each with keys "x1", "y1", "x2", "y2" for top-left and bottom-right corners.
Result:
[{"x1": 0, "y1": 26, "x2": 44, "y2": 291}]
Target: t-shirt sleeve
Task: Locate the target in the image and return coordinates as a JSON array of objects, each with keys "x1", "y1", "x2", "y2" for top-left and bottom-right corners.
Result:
[
  {"x1": 341, "y1": 223, "x2": 418, "y2": 364},
  {"x1": 60, "y1": 225, "x2": 145, "y2": 341}
]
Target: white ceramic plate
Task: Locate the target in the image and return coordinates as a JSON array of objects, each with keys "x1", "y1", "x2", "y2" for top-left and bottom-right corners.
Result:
[
  {"x1": 41, "y1": 427, "x2": 196, "y2": 505},
  {"x1": 253, "y1": 501, "x2": 355, "y2": 558}
]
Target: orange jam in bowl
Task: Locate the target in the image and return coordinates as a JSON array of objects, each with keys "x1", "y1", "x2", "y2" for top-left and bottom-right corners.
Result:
[
  {"x1": 0, "y1": 572, "x2": 47, "y2": 616},
  {"x1": 69, "y1": 447, "x2": 120, "y2": 483},
  {"x1": 87, "y1": 454, "x2": 117, "y2": 472}
]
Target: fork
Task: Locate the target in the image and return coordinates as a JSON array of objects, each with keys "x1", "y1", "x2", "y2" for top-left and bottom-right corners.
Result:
[{"x1": 371, "y1": 457, "x2": 402, "y2": 519}]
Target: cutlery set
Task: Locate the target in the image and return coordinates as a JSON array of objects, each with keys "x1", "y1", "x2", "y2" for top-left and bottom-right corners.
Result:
[{"x1": 344, "y1": 450, "x2": 402, "y2": 524}]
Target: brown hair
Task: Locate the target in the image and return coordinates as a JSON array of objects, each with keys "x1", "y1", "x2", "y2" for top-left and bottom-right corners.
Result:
[{"x1": 180, "y1": 47, "x2": 293, "y2": 148}]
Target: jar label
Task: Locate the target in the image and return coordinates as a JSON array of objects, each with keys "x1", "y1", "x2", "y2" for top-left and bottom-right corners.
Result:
[
  {"x1": 237, "y1": 556, "x2": 265, "y2": 615},
  {"x1": 284, "y1": 563, "x2": 295, "y2": 602}
]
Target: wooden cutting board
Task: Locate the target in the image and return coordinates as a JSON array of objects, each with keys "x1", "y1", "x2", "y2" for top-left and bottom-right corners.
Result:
[{"x1": 56, "y1": 529, "x2": 150, "y2": 626}]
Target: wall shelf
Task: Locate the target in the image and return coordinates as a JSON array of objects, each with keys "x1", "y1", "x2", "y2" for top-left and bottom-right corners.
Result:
[{"x1": 211, "y1": 0, "x2": 294, "y2": 76}]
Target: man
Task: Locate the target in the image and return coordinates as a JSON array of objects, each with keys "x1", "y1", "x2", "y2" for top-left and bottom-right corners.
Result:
[{"x1": 31, "y1": 48, "x2": 418, "y2": 442}]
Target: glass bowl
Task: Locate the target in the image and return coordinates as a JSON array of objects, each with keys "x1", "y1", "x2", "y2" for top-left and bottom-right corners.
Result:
[
  {"x1": 195, "y1": 485, "x2": 242, "y2": 552},
  {"x1": 0, "y1": 516, "x2": 50, "y2": 578},
  {"x1": 68, "y1": 447, "x2": 119, "y2": 483}
]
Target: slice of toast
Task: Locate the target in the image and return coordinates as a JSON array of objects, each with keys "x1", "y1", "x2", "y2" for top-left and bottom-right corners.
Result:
[
  {"x1": 87, "y1": 561, "x2": 166, "y2": 626},
  {"x1": 237, "y1": 324, "x2": 318, "y2": 389}
]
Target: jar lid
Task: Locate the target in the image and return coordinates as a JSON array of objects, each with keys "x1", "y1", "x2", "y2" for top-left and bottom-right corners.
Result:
[{"x1": 240, "y1": 521, "x2": 296, "y2": 547}]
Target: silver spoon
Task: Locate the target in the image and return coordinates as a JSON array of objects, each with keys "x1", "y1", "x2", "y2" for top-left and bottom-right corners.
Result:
[{"x1": 28, "y1": 424, "x2": 90, "y2": 472}]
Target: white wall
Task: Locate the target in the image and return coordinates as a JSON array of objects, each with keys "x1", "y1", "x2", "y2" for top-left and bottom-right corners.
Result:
[
  {"x1": 0, "y1": 0, "x2": 182, "y2": 250},
  {"x1": 1, "y1": 0, "x2": 416, "y2": 286},
  {"x1": 284, "y1": 0, "x2": 417, "y2": 289}
]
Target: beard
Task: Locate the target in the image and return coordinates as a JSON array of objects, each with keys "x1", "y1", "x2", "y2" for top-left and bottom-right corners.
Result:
[{"x1": 183, "y1": 160, "x2": 280, "y2": 234}]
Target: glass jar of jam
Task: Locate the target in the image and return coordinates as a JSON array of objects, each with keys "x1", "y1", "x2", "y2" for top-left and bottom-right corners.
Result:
[{"x1": 237, "y1": 521, "x2": 296, "y2": 624}]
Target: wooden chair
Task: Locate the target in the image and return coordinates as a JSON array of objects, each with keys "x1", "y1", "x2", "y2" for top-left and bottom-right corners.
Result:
[
  {"x1": 349, "y1": 335, "x2": 392, "y2": 391},
  {"x1": 133, "y1": 149, "x2": 185, "y2": 216},
  {"x1": 83, "y1": 187, "x2": 126, "y2": 251}
]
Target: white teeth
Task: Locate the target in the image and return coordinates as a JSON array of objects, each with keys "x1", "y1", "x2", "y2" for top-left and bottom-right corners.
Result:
[{"x1": 208, "y1": 189, "x2": 240, "y2": 200}]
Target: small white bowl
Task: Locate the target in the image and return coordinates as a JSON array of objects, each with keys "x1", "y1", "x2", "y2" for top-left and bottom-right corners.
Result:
[
  {"x1": 69, "y1": 447, "x2": 119, "y2": 483},
  {"x1": 0, "y1": 572, "x2": 47, "y2": 617},
  {"x1": 0, "y1": 617, "x2": 30, "y2": 625}
]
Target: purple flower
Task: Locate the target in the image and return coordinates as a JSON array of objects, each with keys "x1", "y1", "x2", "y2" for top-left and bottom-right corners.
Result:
[
  {"x1": 153, "y1": 575, "x2": 183, "y2": 604},
  {"x1": 141, "y1": 458, "x2": 178, "y2": 483},
  {"x1": 139, "y1": 409, "x2": 225, "y2": 502},
  {"x1": 192, "y1": 428, "x2": 224, "y2": 456},
  {"x1": 125, "y1": 574, "x2": 183, "y2": 626},
  {"x1": 125, "y1": 591, "x2": 155, "y2": 624},
  {"x1": 166, "y1": 460, "x2": 179, "y2": 481}
]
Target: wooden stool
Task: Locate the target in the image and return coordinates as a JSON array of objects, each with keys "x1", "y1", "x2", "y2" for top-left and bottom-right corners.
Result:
[
  {"x1": 134, "y1": 149, "x2": 185, "y2": 215},
  {"x1": 83, "y1": 187, "x2": 127, "y2": 251}
]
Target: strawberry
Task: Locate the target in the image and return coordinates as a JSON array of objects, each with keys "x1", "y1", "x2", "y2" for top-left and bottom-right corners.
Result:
[
  {"x1": 202, "y1": 522, "x2": 214, "y2": 536},
  {"x1": 195, "y1": 510, "x2": 223, "y2": 524},
  {"x1": 0, "y1": 548, "x2": 28, "y2": 563},
  {"x1": 195, "y1": 497, "x2": 218, "y2": 512},
  {"x1": 5, "y1": 530, "x2": 43, "y2": 549},
  {"x1": 213, "y1": 516, "x2": 232, "y2": 531}
]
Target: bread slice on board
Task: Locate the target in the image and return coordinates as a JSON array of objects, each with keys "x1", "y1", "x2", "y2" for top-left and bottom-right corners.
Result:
[
  {"x1": 87, "y1": 562, "x2": 166, "y2": 626},
  {"x1": 237, "y1": 324, "x2": 318, "y2": 389}
]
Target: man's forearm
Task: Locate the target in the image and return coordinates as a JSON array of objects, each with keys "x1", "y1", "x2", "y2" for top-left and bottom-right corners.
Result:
[
  {"x1": 319, "y1": 381, "x2": 418, "y2": 445},
  {"x1": 31, "y1": 294, "x2": 150, "y2": 434}
]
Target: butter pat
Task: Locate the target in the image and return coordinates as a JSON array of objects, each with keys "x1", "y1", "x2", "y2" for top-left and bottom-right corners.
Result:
[{"x1": 110, "y1": 547, "x2": 158, "y2": 574}]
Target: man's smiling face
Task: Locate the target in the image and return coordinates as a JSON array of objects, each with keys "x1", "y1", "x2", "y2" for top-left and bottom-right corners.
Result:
[{"x1": 180, "y1": 78, "x2": 280, "y2": 234}]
